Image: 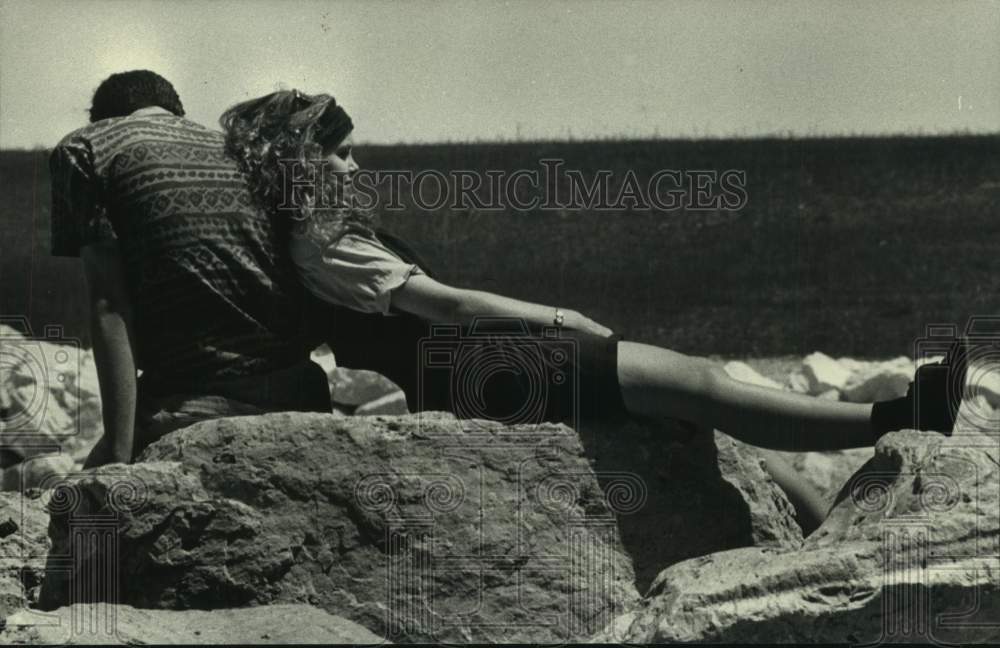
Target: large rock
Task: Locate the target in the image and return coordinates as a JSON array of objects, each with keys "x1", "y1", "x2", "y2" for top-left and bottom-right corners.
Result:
[
  {"x1": 0, "y1": 491, "x2": 52, "y2": 618},
  {"x1": 37, "y1": 411, "x2": 801, "y2": 642},
  {"x1": 594, "y1": 419, "x2": 1000, "y2": 644},
  {"x1": 575, "y1": 419, "x2": 802, "y2": 594},
  {"x1": 38, "y1": 413, "x2": 640, "y2": 643},
  {"x1": 2, "y1": 603, "x2": 385, "y2": 644}
]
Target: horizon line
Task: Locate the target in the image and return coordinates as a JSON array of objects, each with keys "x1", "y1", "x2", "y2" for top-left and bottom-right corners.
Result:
[{"x1": 2, "y1": 129, "x2": 999, "y2": 153}]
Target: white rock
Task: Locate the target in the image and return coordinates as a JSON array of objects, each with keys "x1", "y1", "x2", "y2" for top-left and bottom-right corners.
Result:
[
  {"x1": 843, "y1": 370, "x2": 911, "y2": 402},
  {"x1": 801, "y1": 352, "x2": 852, "y2": 393},
  {"x1": 355, "y1": 390, "x2": 409, "y2": 416},
  {"x1": 722, "y1": 361, "x2": 784, "y2": 391},
  {"x1": 835, "y1": 357, "x2": 867, "y2": 374},
  {"x1": 0, "y1": 326, "x2": 102, "y2": 457},
  {"x1": 918, "y1": 354, "x2": 946, "y2": 367},
  {"x1": 965, "y1": 358, "x2": 1000, "y2": 409},
  {"x1": 787, "y1": 371, "x2": 810, "y2": 394},
  {"x1": 842, "y1": 358, "x2": 915, "y2": 403},
  {"x1": 958, "y1": 393, "x2": 1000, "y2": 430},
  {"x1": 309, "y1": 344, "x2": 401, "y2": 406},
  {"x1": 309, "y1": 343, "x2": 337, "y2": 375}
]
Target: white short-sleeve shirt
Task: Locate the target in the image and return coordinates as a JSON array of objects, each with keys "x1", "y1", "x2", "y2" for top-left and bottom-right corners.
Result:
[{"x1": 289, "y1": 227, "x2": 424, "y2": 315}]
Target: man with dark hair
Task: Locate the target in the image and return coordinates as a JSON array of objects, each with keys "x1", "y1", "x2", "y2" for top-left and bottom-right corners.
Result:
[
  {"x1": 50, "y1": 70, "x2": 331, "y2": 466},
  {"x1": 87, "y1": 69, "x2": 186, "y2": 122}
]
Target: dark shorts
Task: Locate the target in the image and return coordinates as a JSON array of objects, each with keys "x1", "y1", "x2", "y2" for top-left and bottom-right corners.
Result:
[{"x1": 323, "y1": 306, "x2": 630, "y2": 428}]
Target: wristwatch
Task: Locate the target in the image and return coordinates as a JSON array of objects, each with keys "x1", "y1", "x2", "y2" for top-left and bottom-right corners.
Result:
[{"x1": 553, "y1": 308, "x2": 565, "y2": 327}]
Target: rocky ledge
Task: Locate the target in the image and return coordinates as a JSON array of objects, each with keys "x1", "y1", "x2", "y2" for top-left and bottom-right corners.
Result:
[
  {"x1": 9, "y1": 411, "x2": 796, "y2": 644},
  {"x1": 594, "y1": 418, "x2": 1000, "y2": 644},
  {"x1": 0, "y1": 410, "x2": 996, "y2": 643}
]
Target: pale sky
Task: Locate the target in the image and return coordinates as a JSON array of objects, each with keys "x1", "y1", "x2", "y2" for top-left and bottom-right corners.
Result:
[{"x1": 1, "y1": 0, "x2": 998, "y2": 148}]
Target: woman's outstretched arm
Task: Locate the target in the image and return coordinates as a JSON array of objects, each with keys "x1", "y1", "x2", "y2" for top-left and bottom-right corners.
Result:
[{"x1": 391, "y1": 274, "x2": 614, "y2": 337}]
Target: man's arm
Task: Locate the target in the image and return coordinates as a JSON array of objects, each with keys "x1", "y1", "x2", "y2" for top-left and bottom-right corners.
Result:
[{"x1": 80, "y1": 241, "x2": 138, "y2": 467}]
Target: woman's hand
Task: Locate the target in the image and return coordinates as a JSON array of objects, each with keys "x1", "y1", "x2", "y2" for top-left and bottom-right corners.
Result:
[{"x1": 562, "y1": 309, "x2": 615, "y2": 338}]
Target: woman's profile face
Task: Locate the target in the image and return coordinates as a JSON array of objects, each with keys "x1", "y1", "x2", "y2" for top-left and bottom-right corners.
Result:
[{"x1": 323, "y1": 134, "x2": 358, "y2": 180}]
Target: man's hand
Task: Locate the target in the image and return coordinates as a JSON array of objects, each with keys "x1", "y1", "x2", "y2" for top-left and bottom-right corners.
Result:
[{"x1": 80, "y1": 242, "x2": 138, "y2": 466}]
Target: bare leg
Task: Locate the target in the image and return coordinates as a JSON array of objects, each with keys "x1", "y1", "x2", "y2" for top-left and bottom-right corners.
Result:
[
  {"x1": 756, "y1": 448, "x2": 829, "y2": 535},
  {"x1": 616, "y1": 341, "x2": 875, "y2": 451}
]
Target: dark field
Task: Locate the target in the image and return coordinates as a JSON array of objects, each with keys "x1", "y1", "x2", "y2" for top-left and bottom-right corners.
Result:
[{"x1": 2, "y1": 135, "x2": 998, "y2": 357}]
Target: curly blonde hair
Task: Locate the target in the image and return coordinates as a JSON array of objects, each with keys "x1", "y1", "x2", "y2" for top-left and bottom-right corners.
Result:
[{"x1": 220, "y1": 89, "x2": 374, "y2": 242}]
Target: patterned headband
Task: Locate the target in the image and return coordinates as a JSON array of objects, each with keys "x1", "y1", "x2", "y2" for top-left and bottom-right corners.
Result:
[{"x1": 315, "y1": 100, "x2": 353, "y2": 149}]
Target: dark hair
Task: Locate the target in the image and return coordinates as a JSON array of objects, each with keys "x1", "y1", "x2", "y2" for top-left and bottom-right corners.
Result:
[
  {"x1": 219, "y1": 89, "x2": 371, "y2": 240},
  {"x1": 89, "y1": 70, "x2": 185, "y2": 122}
]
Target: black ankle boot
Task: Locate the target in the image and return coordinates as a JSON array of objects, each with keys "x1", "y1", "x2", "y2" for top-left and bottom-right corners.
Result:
[{"x1": 870, "y1": 348, "x2": 967, "y2": 440}]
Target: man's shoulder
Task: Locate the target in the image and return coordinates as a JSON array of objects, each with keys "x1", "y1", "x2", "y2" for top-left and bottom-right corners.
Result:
[
  {"x1": 54, "y1": 114, "x2": 221, "y2": 154},
  {"x1": 52, "y1": 122, "x2": 105, "y2": 156},
  {"x1": 51, "y1": 115, "x2": 231, "y2": 179},
  {"x1": 54, "y1": 115, "x2": 133, "y2": 148},
  {"x1": 49, "y1": 121, "x2": 114, "y2": 171}
]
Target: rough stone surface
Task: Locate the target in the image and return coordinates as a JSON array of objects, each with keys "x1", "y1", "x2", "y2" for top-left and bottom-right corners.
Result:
[
  {"x1": 594, "y1": 421, "x2": 1000, "y2": 644},
  {"x1": 36, "y1": 410, "x2": 802, "y2": 643},
  {"x1": 543, "y1": 414, "x2": 802, "y2": 595},
  {"x1": 2, "y1": 603, "x2": 386, "y2": 644},
  {"x1": 39, "y1": 413, "x2": 642, "y2": 643},
  {"x1": 0, "y1": 491, "x2": 52, "y2": 618}
]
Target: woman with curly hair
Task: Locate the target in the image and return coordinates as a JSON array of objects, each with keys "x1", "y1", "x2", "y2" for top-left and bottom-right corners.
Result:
[{"x1": 220, "y1": 89, "x2": 964, "y2": 533}]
